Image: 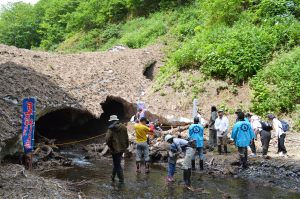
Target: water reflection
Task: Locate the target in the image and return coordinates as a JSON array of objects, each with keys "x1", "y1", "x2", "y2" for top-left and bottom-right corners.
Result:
[{"x1": 42, "y1": 156, "x2": 300, "y2": 199}]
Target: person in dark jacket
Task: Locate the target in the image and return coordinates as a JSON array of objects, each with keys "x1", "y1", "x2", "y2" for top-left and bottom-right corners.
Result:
[
  {"x1": 105, "y1": 115, "x2": 129, "y2": 183},
  {"x1": 208, "y1": 106, "x2": 217, "y2": 151},
  {"x1": 251, "y1": 115, "x2": 272, "y2": 156}
]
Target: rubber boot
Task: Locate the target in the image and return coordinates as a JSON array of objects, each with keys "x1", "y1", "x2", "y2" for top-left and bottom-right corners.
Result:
[
  {"x1": 224, "y1": 145, "x2": 228, "y2": 154},
  {"x1": 242, "y1": 157, "x2": 248, "y2": 169},
  {"x1": 116, "y1": 170, "x2": 124, "y2": 184},
  {"x1": 136, "y1": 162, "x2": 141, "y2": 173},
  {"x1": 191, "y1": 160, "x2": 196, "y2": 171},
  {"x1": 145, "y1": 162, "x2": 150, "y2": 173},
  {"x1": 111, "y1": 169, "x2": 116, "y2": 182},
  {"x1": 183, "y1": 169, "x2": 188, "y2": 186},
  {"x1": 243, "y1": 152, "x2": 248, "y2": 169},
  {"x1": 199, "y1": 160, "x2": 204, "y2": 170},
  {"x1": 187, "y1": 169, "x2": 192, "y2": 186},
  {"x1": 218, "y1": 145, "x2": 222, "y2": 155}
]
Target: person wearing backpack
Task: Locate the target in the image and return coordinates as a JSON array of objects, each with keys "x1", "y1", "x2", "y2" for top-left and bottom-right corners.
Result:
[
  {"x1": 251, "y1": 116, "x2": 272, "y2": 156},
  {"x1": 267, "y1": 114, "x2": 288, "y2": 156}
]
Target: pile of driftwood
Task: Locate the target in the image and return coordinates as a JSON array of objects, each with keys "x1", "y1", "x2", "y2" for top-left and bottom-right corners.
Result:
[{"x1": 82, "y1": 124, "x2": 195, "y2": 163}]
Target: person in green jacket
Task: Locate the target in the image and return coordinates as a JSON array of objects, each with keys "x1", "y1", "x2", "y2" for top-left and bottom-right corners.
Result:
[{"x1": 105, "y1": 115, "x2": 129, "y2": 183}]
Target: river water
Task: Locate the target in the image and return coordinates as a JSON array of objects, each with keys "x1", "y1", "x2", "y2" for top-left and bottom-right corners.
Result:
[{"x1": 42, "y1": 152, "x2": 300, "y2": 199}]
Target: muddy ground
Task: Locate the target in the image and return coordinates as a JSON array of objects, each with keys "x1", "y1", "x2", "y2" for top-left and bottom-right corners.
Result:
[{"x1": 202, "y1": 131, "x2": 300, "y2": 192}]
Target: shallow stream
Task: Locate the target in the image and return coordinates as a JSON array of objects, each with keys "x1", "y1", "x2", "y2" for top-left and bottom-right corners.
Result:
[{"x1": 42, "y1": 151, "x2": 300, "y2": 199}]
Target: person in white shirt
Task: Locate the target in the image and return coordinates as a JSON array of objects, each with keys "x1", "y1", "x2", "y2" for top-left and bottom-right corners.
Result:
[
  {"x1": 214, "y1": 110, "x2": 229, "y2": 155},
  {"x1": 247, "y1": 113, "x2": 257, "y2": 157},
  {"x1": 268, "y1": 114, "x2": 287, "y2": 156}
]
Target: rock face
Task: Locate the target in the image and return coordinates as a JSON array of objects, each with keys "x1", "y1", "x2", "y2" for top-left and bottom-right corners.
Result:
[{"x1": 0, "y1": 44, "x2": 163, "y2": 144}]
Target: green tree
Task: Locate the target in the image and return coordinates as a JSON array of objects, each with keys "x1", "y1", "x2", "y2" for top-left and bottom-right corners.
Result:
[
  {"x1": 0, "y1": 2, "x2": 40, "y2": 49},
  {"x1": 67, "y1": 0, "x2": 128, "y2": 31},
  {"x1": 250, "y1": 47, "x2": 300, "y2": 114},
  {"x1": 35, "y1": 0, "x2": 81, "y2": 50}
]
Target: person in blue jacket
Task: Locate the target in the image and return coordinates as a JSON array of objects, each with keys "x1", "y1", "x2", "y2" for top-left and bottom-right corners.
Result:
[
  {"x1": 231, "y1": 112, "x2": 255, "y2": 169},
  {"x1": 189, "y1": 117, "x2": 205, "y2": 170}
]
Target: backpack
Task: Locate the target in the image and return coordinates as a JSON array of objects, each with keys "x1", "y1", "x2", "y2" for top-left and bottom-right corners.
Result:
[
  {"x1": 260, "y1": 121, "x2": 273, "y2": 131},
  {"x1": 280, "y1": 120, "x2": 289, "y2": 132}
]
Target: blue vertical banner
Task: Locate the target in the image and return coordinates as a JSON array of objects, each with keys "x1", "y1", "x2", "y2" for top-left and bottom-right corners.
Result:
[{"x1": 21, "y1": 97, "x2": 36, "y2": 154}]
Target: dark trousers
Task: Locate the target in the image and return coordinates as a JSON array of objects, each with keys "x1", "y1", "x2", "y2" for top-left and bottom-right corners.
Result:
[
  {"x1": 249, "y1": 139, "x2": 256, "y2": 154},
  {"x1": 260, "y1": 130, "x2": 271, "y2": 155},
  {"x1": 112, "y1": 152, "x2": 124, "y2": 181},
  {"x1": 278, "y1": 134, "x2": 287, "y2": 154},
  {"x1": 238, "y1": 147, "x2": 248, "y2": 168},
  {"x1": 209, "y1": 129, "x2": 217, "y2": 148}
]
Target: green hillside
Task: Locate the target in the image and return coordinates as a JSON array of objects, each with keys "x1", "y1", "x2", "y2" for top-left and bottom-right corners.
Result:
[{"x1": 0, "y1": 0, "x2": 299, "y2": 128}]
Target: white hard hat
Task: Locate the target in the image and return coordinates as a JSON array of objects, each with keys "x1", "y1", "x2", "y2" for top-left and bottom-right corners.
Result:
[{"x1": 165, "y1": 134, "x2": 173, "y2": 142}]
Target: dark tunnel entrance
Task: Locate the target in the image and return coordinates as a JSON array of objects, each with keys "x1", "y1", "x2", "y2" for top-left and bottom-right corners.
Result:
[
  {"x1": 98, "y1": 96, "x2": 136, "y2": 131},
  {"x1": 35, "y1": 107, "x2": 101, "y2": 144},
  {"x1": 35, "y1": 96, "x2": 137, "y2": 144},
  {"x1": 143, "y1": 61, "x2": 156, "y2": 80}
]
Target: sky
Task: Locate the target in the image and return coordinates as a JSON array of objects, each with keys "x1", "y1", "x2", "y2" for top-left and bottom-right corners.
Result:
[{"x1": 0, "y1": 0, "x2": 39, "y2": 7}]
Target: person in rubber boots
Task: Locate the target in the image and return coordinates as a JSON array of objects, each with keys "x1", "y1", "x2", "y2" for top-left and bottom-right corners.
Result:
[
  {"x1": 165, "y1": 134, "x2": 189, "y2": 182},
  {"x1": 188, "y1": 117, "x2": 205, "y2": 170},
  {"x1": 215, "y1": 110, "x2": 229, "y2": 155},
  {"x1": 105, "y1": 115, "x2": 129, "y2": 183},
  {"x1": 231, "y1": 112, "x2": 255, "y2": 169}
]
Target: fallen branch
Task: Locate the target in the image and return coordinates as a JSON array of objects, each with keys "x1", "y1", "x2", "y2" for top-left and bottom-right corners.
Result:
[
  {"x1": 14, "y1": 167, "x2": 27, "y2": 178},
  {"x1": 206, "y1": 157, "x2": 214, "y2": 166},
  {"x1": 100, "y1": 145, "x2": 109, "y2": 156}
]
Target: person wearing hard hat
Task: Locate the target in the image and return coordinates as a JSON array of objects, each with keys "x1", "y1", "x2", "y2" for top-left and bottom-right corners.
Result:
[
  {"x1": 165, "y1": 135, "x2": 189, "y2": 182},
  {"x1": 165, "y1": 135, "x2": 196, "y2": 188}
]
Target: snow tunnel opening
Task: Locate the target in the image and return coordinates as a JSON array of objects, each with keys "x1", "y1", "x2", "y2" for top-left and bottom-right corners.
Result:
[
  {"x1": 98, "y1": 96, "x2": 137, "y2": 131},
  {"x1": 35, "y1": 96, "x2": 137, "y2": 144},
  {"x1": 35, "y1": 107, "x2": 101, "y2": 144},
  {"x1": 143, "y1": 61, "x2": 156, "y2": 80}
]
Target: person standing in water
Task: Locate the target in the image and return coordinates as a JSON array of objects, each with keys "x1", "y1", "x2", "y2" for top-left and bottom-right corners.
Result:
[
  {"x1": 165, "y1": 134, "x2": 189, "y2": 182},
  {"x1": 231, "y1": 112, "x2": 255, "y2": 169},
  {"x1": 134, "y1": 117, "x2": 153, "y2": 173},
  {"x1": 105, "y1": 115, "x2": 129, "y2": 183},
  {"x1": 189, "y1": 117, "x2": 205, "y2": 170}
]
